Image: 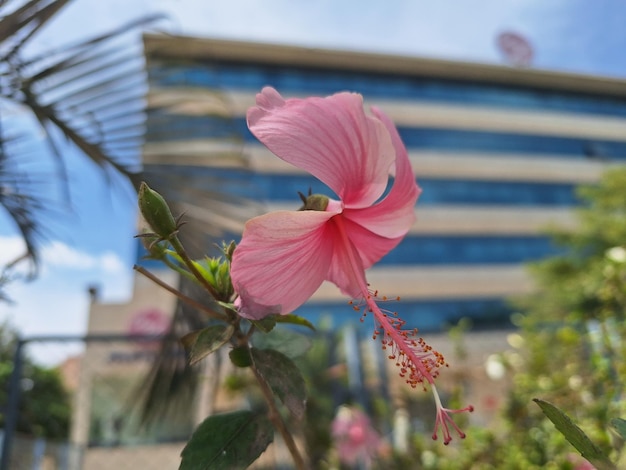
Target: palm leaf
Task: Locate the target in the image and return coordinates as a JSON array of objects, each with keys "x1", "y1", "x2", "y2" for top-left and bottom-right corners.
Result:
[
  {"x1": 0, "y1": 131, "x2": 41, "y2": 273},
  {"x1": 0, "y1": 0, "x2": 70, "y2": 51},
  {"x1": 0, "y1": 0, "x2": 162, "y2": 268},
  {"x1": 130, "y1": 278, "x2": 220, "y2": 431}
]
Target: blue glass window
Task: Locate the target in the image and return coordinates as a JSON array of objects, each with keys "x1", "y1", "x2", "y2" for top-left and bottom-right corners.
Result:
[
  {"x1": 144, "y1": 165, "x2": 579, "y2": 207},
  {"x1": 295, "y1": 298, "x2": 512, "y2": 332},
  {"x1": 382, "y1": 235, "x2": 559, "y2": 265},
  {"x1": 148, "y1": 61, "x2": 626, "y2": 118},
  {"x1": 146, "y1": 115, "x2": 626, "y2": 161}
]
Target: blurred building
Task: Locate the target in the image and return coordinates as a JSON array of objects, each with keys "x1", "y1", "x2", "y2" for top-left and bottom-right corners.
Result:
[
  {"x1": 140, "y1": 33, "x2": 626, "y2": 331},
  {"x1": 77, "y1": 34, "x2": 626, "y2": 466}
]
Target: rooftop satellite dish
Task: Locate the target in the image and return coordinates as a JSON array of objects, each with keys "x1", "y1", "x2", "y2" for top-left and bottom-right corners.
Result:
[{"x1": 496, "y1": 31, "x2": 534, "y2": 68}]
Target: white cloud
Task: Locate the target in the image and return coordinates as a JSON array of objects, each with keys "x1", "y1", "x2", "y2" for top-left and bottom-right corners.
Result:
[
  {"x1": 0, "y1": 236, "x2": 28, "y2": 266},
  {"x1": 0, "y1": 279, "x2": 92, "y2": 366},
  {"x1": 0, "y1": 237, "x2": 128, "y2": 275},
  {"x1": 38, "y1": 241, "x2": 126, "y2": 274},
  {"x1": 40, "y1": 240, "x2": 99, "y2": 270},
  {"x1": 0, "y1": 235, "x2": 134, "y2": 365},
  {"x1": 100, "y1": 251, "x2": 127, "y2": 273}
]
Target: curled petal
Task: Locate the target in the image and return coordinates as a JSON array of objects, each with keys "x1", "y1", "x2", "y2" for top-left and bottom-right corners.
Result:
[
  {"x1": 251, "y1": 86, "x2": 285, "y2": 111},
  {"x1": 344, "y1": 107, "x2": 421, "y2": 239},
  {"x1": 231, "y1": 210, "x2": 337, "y2": 318},
  {"x1": 247, "y1": 87, "x2": 395, "y2": 208}
]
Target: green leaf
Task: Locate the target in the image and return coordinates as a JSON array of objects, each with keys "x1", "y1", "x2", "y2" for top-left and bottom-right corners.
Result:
[
  {"x1": 251, "y1": 348, "x2": 307, "y2": 420},
  {"x1": 251, "y1": 315, "x2": 278, "y2": 333},
  {"x1": 179, "y1": 410, "x2": 273, "y2": 470},
  {"x1": 275, "y1": 314, "x2": 316, "y2": 331},
  {"x1": 229, "y1": 346, "x2": 252, "y2": 368},
  {"x1": 611, "y1": 418, "x2": 626, "y2": 440},
  {"x1": 251, "y1": 328, "x2": 312, "y2": 359},
  {"x1": 181, "y1": 325, "x2": 235, "y2": 366},
  {"x1": 534, "y1": 399, "x2": 616, "y2": 470}
]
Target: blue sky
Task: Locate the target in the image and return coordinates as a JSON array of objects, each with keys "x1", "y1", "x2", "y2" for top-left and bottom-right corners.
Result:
[{"x1": 1, "y1": 0, "x2": 626, "y2": 357}]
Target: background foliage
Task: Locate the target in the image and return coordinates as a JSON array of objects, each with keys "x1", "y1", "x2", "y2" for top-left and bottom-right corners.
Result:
[
  {"x1": 365, "y1": 168, "x2": 626, "y2": 469},
  {"x1": 0, "y1": 322, "x2": 70, "y2": 439}
]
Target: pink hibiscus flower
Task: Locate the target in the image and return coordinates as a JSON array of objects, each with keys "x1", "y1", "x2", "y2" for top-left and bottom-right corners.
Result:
[
  {"x1": 230, "y1": 87, "x2": 472, "y2": 443},
  {"x1": 331, "y1": 406, "x2": 382, "y2": 467}
]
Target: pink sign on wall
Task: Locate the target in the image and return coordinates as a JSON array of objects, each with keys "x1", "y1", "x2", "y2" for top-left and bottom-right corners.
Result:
[
  {"x1": 128, "y1": 308, "x2": 171, "y2": 336},
  {"x1": 126, "y1": 308, "x2": 171, "y2": 353}
]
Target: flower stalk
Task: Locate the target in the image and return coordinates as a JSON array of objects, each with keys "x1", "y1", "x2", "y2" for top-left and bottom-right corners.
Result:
[{"x1": 249, "y1": 354, "x2": 309, "y2": 470}]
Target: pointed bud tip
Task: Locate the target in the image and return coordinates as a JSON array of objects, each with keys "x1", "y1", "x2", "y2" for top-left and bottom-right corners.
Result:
[{"x1": 223, "y1": 240, "x2": 236, "y2": 261}]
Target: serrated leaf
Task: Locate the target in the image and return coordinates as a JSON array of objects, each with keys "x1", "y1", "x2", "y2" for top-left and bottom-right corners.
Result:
[
  {"x1": 275, "y1": 314, "x2": 316, "y2": 331},
  {"x1": 229, "y1": 346, "x2": 252, "y2": 368},
  {"x1": 251, "y1": 348, "x2": 307, "y2": 420},
  {"x1": 179, "y1": 410, "x2": 273, "y2": 470},
  {"x1": 251, "y1": 315, "x2": 278, "y2": 333},
  {"x1": 534, "y1": 399, "x2": 616, "y2": 470},
  {"x1": 181, "y1": 325, "x2": 234, "y2": 366},
  {"x1": 611, "y1": 418, "x2": 626, "y2": 440},
  {"x1": 251, "y1": 328, "x2": 312, "y2": 359}
]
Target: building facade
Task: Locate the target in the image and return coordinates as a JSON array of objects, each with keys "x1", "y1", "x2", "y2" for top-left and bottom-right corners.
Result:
[
  {"x1": 76, "y1": 34, "x2": 626, "y2": 467},
  {"x1": 141, "y1": 33, "x2": 626, "y2": 332}
]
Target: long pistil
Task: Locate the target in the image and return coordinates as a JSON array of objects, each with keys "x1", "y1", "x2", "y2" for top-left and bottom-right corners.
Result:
[{"x1": 335, "y1": 216, "x2": 473, "y2": 444}]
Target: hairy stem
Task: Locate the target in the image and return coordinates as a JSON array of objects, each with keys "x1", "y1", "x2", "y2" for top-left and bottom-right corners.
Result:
[{"x1": 250, "y1": 355, "x2": 308, "y2": 470}]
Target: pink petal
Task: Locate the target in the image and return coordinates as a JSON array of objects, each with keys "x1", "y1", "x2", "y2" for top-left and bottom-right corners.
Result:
[
  {"x1": 230, "y1": 210, "x2": 337, "y2": 318},
  {"x1": 325, "y1": 217, "x2": 369, "y2": 299},
  {"x1": 339, "y1": 215, "x2": 405, "y2": 270},
  {"x1": 343, "y1": 107, "x2": 421, "y2": 240},
  {"x1": 247, "y1": 87, "x2": 396, "y2": 208}
]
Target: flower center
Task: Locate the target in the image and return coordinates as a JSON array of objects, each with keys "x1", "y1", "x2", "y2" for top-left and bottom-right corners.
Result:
[{"x1": 298, "y1": 192, "x2": 329, "y2": 211}]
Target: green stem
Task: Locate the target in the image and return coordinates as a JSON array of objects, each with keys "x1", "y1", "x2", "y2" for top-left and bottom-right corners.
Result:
[
  {"x1": 161, "y1": 255, "x2": 198, "y2": 282},
  {"x1": 170, "y1": 237, "x2": 222, "y2": 300},
  {"x1": 249, "y1": 351, "x2": 308, "y2": 470}
]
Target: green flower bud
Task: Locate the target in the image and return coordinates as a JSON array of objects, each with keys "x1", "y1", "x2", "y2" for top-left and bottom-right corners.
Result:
[
  {"x1": 299, "y1": 193, "x2": 329, "y2": 211},
  {"x1": 199, "y1": 256, "x2": 233, "y2": 300},
  {"x1": 138, "y1": 182, "x2": 177, "y2": 239}
]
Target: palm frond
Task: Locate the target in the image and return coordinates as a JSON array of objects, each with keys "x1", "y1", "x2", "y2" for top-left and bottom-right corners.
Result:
[
  {"x1": 130, "y1": 277, "x2": 216, "y2": 430},
  {"x1": 0, "y1": 0, "x2": 163, "y2": 269},
  {"x1": 141, "y1": 81, "x2": 262, "y2": 257},
  {"x1": 0, "y1": 117, "x2": 43, "y2": 274},
  {"x1": 12, "y1": 16, "x2": 164, "y2": 184},
  {"x1": 0, "y1": 0, "x2": 70, "y2": 53}
]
